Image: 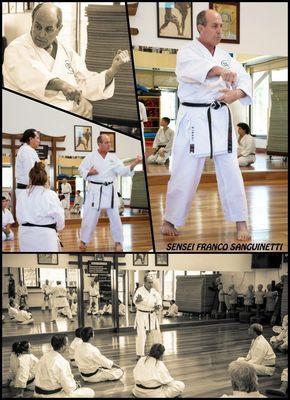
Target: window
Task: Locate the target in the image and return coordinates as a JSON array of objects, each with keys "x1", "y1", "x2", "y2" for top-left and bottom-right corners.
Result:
[
  {"x1": 163, "y1": 270, "x2": 174, "y2": 300},
  {"x1": 2, "y1": 166, "x2": 12, "y2": 189},
  {"x1": 66, "y1": 268, "x2": 78, "y2": 288},
  {"x1": 20, "y1": 268, "x2": 40, "y2": 288},
  {"x1": 39, "y1": 268, "x2": 66, "y2": 287},
  {"x1": 272, "y1": 68, "x2": 288, "y2": 81}
]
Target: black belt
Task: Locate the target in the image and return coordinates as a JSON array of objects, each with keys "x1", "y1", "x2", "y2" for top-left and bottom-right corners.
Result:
[
  {"x1": 22, "y1": 222, "x2": 57, "y2": 231},
  {"x1": 181, "y1": 101, "x2": 232, "y2": 159},
  {"x1": 35, "y1": 386, "x2": 62, "y2": 395},
  {"x1": 27, "y1": 377, "x2": 35, "y2": 385},
  {"x1": 90, "y1": 181, "x2": 114, "y2": 211},
  {"x1": 138, "y1": 309, "x2": 155, "y2": 313},
  {"x1": 16, "y1": 183, "x2": 28, "y2": 189},
  {"x1": 136, "y1": 383, "x2": 163, "y2": 390},
  {"x1": 81, "y1": 368, "x2": 99, "y2": 377}
]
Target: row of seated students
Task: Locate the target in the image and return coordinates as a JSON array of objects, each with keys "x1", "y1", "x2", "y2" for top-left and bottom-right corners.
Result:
[{"x1": 3, "y1": 318, "x2": 288, "y2": 398}]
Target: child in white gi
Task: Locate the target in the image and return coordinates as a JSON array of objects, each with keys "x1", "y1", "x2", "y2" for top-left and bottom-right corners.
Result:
[{"x1": 2, "y1": 196, "x2": 15, "y2": 242}]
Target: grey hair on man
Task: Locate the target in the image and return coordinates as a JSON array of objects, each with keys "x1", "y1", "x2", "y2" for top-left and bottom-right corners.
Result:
[
  {"x1": 196, "y1": 10, "x2": 208, "y2": 32},
  {"x1": 32, "y1": 2, "x2": 63, "y2": 28},
  {"x1": 228, "y1": 361, "x2": 258, "y2": 393}
]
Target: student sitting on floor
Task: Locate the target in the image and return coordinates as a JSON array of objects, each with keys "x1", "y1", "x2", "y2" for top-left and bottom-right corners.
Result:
[
  {"x1": 99, "y1": 300, "x2": 112, "y2": 315},
  {"x1": 4, "y1": 341, "x2": 39, "y2": 397},
  {"x1": 2, "y1": 196, "x2": 15, "y2": 242},
  {"x1": 34, "y1": 334, "x2": 94, "y2": 398},
  {"x1": 163, "y1": 300, "x2": 179, "y2": 317},
  {"x1": 221, "y1": 360, "x2": 266, "y2": 398},
  {"x1": 74, "y1": 326, "x2": 124, "y2": 383},
  {"x1": 8, "y1": 299, "x2": 19, "y2": 320},
  {"x1": 132, "y1": 343, "x2": 185, "y2": 398},
  {"x1": 69, "y1": 327, "x2": 83, "y2": 367},
  {"x1": 266, "y1": 368, "x2": 288, "y2": 397},
  {"x1": 70, "y1": 300, "x2": 78, "y2": 317},
  {"x1": 87, "y1": 301, "x2": 99, "y2": 316},
  {"x1": 15, "y1": 305, "x2": 34, "y2": 325},
  {"x1": 270, "y1": 314, "x2": 288, "y2": 352}
]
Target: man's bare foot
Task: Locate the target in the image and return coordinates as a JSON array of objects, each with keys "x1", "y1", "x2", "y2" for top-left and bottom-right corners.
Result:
[
  {"x1": 115, "y1": 242, "x2": 123, "y2": 252},
  {"x1": 161, "y1": 220, "x2": 179, "y2": 236},
  {"x1": 236, "y1": 221, "x2": 251, "y2": 241},
  {"x1": 79, "y1": 241, "x2": 87, "y2": 250}
]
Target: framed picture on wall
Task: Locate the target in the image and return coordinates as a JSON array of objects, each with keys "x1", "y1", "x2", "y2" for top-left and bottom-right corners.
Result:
[
  {"x1": 209, "y1": 2, "x2": 240, "y2": 43},
  {"x1": 37, "y1": 254, "x2": 59, "y2": 265},
  {"x1": 133, "y1": 254, "x2": 148, "y2": 266},
  {"x1": 100, "y1": 131, "x2": 116, "y2": 153},
  {"x1": 155, "y1": 253, "x2": 168, "y2": 266},
  {"x1": 74, "y1": 125, "x2": 92, "y2": 152},
  {"x1": 157, "y1": 2, "x2": 193, "y2": 40}
]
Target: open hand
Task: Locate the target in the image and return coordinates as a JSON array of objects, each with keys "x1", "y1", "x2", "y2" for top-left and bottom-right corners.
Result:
[
  {"x1": 217, "y1": 88, "x2": 241, "y2": 104},
  {"x1": 220, "y1": 69, "x2": 237, "y2": 86}
]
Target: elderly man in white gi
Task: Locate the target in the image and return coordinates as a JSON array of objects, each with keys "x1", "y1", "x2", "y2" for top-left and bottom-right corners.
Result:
[
  {"x1": 3, "y1": 3, "x2": 130, "y2": 118},
  {"x1": 34, "y1": 334, "x2": 95, "y2": 398},
  {"x1": 41, "y1": 279, "x2": 53, "y2": 311},
  {"x1": 79, "y1": 133, "x2": 142, "y2": 252},
  {"x1": 236, "y1": 323, "x2": 276, "y2": 376},
  {"x1": 133, "y1": 275, "x2": 163, "y2": 359},
  {"x1": 88, "y1": 280, "x2": 100, "y2": 313},
  {"x1": 161, "y1": 9, "x2": 252, "y2": 241},
  {"x1": 51, "y1": 281, "x2": 74, "y2": 323},
  {"x1": 15, "y1": 129, "x2": 40, "y2": 195}
]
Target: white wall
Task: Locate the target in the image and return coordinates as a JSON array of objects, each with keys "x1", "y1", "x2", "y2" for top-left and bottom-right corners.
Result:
[
  {"x1": 130, "y1": 2, "x2": 288, "y2": 57},
  {"x1": 2, "y1": 90, "x2": 142, "y2": 159}
]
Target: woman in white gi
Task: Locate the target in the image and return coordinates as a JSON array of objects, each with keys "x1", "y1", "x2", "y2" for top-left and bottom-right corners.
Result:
[
  {"x1": 4, "y1": 341, "x2": 39, "y2": 397},
  {"x1": 51, "y1": 281, "x2": 74, "y2": 323},
  {"x1": 133, "y1": 275, "x2": 163, "y2": 359},
  {"x1": 132, "y1": 343, "x2": 185, "y2": 398},
  {"x1": 237, "y1": 123, "x2": 256, "y2": 167},
  {"x1": 34, "y1": 334, "x2": 94, "y2": 398},
  {"x1": 15, "y1": 129, "x2": 40, "y2": 196},
  {"x1": 2, "y1": 196, "x2": 15, "y2": 242},
  {"x1": 3, "y1": 3, "x2": 130, "y2": 118},
  {"x1": 15, "y1": 305, "x2": 34, "y2": 325},
  {"x1": 79, "y1": 134, "x2": 142, "y2": 252},
  {"x1": 16, "y1": 162, "x2": 65, "y2": 252},
  {"x1": 41, "y1": 280, "x2": 53, "y2": 311},
  {"x1": 236, "y1": 323, "x2": 276, "y2": 376},
  {"x1": 74, "y1": 326, "x2": 124, "y2": 383},
  {"x1": 161, "y1": 9, "x2": 252, "y2": 241}
]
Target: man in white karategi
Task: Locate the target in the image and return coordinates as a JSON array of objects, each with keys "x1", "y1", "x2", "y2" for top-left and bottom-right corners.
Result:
[
  {"x1": 138, "y1": 101, "x2": 148, "y2": 149},
  {"x1": 15, "y1": 129, "x2": 40, "y2": 195},
  {"x1": 3, "y1": 3, "x2": 130, "y2": 118},
  {"x1": 61, "y1": 179, "x2": 72, "y2": 210},
  {"x1": 34, "y1": 334, "x2": 95, "y2": 397},
  {"x1": 51, "y1": 281, "x2": 74, "y2": 323},
  {"x1": 79, "y1": 134, "x2": 142, "y2": 252},
  {"x1": 133, "y1": 275, "x2": 163, "y2": 359},
  {"x1": 236, "y1": 323, "x2": 276, "y2": 376},
  {"x1": 88, "y1": 280, "x2": 100, "y2": 312},
  {"x1": 147, "y1": 117, "x2": 175, "y2": 165},
  {"x1": 16, "y1": 281, "x2": 29, "y2": 309},
  {"x1": 41, "y1": 279, "x2": 53, "y2": 311},
  {"x1": 2, "y1": 196, "x2": 15, "y2": 242},
  {"x1": 161, "y1": 9, "x2": 252, "y2": 241}
]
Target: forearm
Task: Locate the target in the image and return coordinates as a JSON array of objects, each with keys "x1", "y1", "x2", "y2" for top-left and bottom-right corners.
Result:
[
  {"x1": 105, "y1": 66, "x2": 118, "y2": 87},
  {"x1": 46, "y1": 78, "x2": 67, "y2": 92},
  {"x1": 207, "y1": 66, "x2": 225, "y2": 78}
]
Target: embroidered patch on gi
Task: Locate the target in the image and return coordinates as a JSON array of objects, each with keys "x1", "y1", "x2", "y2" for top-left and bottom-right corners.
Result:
[
  {"x1": 65, "y1": 60, "x2": 74, "y2": 74},
  {"x1": 221, "y1": 59, "x2": 230, "y2": 69}
]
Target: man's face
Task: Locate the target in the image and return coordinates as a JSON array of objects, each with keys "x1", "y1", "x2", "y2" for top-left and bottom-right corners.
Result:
[
  {"x1": 144, "y1": 278, "x2": 154, "y2": 291},
  {"x1": 29, "y1": 132, "x2": 40, "y2": 149},
  {"x1": 98, "y1": 135, "x2": 111, "y2": 153},
  {"x1": 31, "y1": 6, "x2": 62, "y2": 49},
  {"x1": 199, "y1": 11, "x2": 222, "y2": 47},
  {"x1": 63, "y1": 179, "x2": 67, "y2": 184},
  {"x1": 2, "y1": 199, "x2": 8, "y2": 209}
]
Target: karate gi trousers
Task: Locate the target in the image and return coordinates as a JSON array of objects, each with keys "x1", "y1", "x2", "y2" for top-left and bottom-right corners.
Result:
[
  {"x1": 237, "y1": 357, "x2": 275, "y2": 376},
  {"x1": 2, "y1": 230, "x2": 14, "y2": 241},
  {"x1": 33, "y1": 387, "x2": 95, "y2": 398},
  {"x1": 80, "y1": 367, "x2": 124, "y2": 383},
  {"x1": 239, "y1": 154, "x2": 256, "y2": 167},
  {"x1": 132, "y1": 380, "x2": 185, "y2": 398}
]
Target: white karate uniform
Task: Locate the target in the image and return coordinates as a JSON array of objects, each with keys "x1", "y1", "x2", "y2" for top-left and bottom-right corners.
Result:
[
  {"x1": 8, "y1": 352, "x2": 39, "y2": 389},
  {"x1": 238, "y1": 135, "x2": 256, "y2": 166},
  {"x1": 2, "y1": 208, "x2": 15, "y2": 241},
  {"x1": 69, "y1": 338, "x2": 83, "y2": 364},
  {"x1": 8, "y1": 305, "x2": 19, "y2": 320},
  {"x1": 133, "y1": 286, "x2": 163, "y2": 356},
  {"x1": 139, "y1": 101, "x2": 148, "y2": 149},
  {"x1": 15, "y1": 143, "x2": 40, "y2": 190},
  {"x1": 15, "y1": 310, "x2": 34, "y2": 324},
  {"x1": 99, "y1": 304, "x2": 112, "y2": 315},
  {"x1": 51, "y1": 285, "x2": 72, "y2": 321},
  {"x1": 147, "y1": 127, "x2": 175, "y2": 164},
  {"x1": 165, "y1": 39, "x2": 252, "y2": 226},
  {"x1": 270, "y1": 315, "x2": 288, "y2": 349},
  {"x1": 70, "y1": 303, "x2": 78, "y2": 317},
  {"x1": 74, "y1": 342, "x2": 123, "y2": 383},
  {"x1": 42, "y1": 284, "x2": 53, "y2": 310},
  {"x1": 16, "y1": 284, "x2": 28, "y2": 306},
  {"x1": 34, "y1": 350, "x2": 94, "y2": 398},
  {"x1": 61, "y1": 183, "x2": 72, "y2": 209},
  {"x1": 89, "y1": 284, "x2": 100, "y2": 309},
  {"x1": 133, "y1": 356, "x2": 185, "y2": 398},
  {"x1": 221, "y1": 391, "x2": 266, "y2": 398},
  {"x1": 163, "y1": 304, "x2": 178, "y2": 317},
  {"x1": 71, "y1": 195, "x2": 83, "y2": 214},
  {"x1": 237, "y1": 335, "x2": 276, "y2": 376},
  {"x1": 119, "y1": 304, "x2": 126, "y2": 316},
  {"x1": 16, "y1": 186, "x2": 65, "y2": 252},
  {"x1": 3, "y1": 33, "x2": 115, "y2": 118},
  {"x1": 79, "y1": 152, "x2": 134, "y2": 245}
]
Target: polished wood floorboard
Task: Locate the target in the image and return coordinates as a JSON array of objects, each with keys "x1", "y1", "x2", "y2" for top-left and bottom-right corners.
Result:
[
  {"x1": 150, "y1": 184, "x2": 288, "y2": 252},
  {"x1": 2, "y1": 218, "x2": 153, "y2": 253},
  {"x1": 2, "y1": 324, "x2": 288, "y2": 398}
]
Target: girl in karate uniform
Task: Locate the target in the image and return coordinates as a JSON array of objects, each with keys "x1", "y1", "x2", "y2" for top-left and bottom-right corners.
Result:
[{"x1": 16, "y1": 162, "x2": 65, "y2": 252}]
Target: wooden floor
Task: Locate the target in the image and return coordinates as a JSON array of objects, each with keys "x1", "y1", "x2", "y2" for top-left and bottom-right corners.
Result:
[
  {"x1": 2, "y1": 323, "x2": 288, "y2": 398},
  {"x1": 2, "y1": 218, "x2": 153, "y2": 253},
  {"x1": 150, "y1": 184, "x2": 288, "y2": 252}
]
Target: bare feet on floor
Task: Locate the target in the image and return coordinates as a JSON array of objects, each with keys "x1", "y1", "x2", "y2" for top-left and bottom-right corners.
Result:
[
  {"x1": 161, "y1": 220, "x2": 179, "y2": 236},
  {"x1": 79, "y1": 241, "x2": 87, "y2": 250},
  {"x1": 236, "y1": 221, "x2": 251, "y2": 241},
  {"x1": 115, "y1": 242, "x2": 123, "y2": 252}
]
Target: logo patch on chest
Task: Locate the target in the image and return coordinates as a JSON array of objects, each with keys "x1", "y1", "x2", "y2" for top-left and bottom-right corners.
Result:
[
  {"x1": 65, "y1": 60, "x2": 74, "y2": 74},
  {"x1": 221, "y1": 59, "x2": 230, "y2": 69}
]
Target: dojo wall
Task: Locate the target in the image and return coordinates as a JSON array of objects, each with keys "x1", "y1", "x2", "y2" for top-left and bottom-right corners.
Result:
[
  {"x1": 130, "y1": 2, "x2": 288, "y2": 57},
  {"x1": 2, "y1": 91, "x2": 142, "y2": 159}
]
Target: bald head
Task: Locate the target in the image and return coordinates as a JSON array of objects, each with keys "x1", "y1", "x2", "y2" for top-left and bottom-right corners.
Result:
[
  {"x1": 31, "y1": 3, "x2": 63, "y2": 49},
  {"x1": 196, "y1": 9, "x2": 222, "y2": 48},
  {"x1": 32, "y1": 3, "x2": 62, "y2": 27},
  {"x1": 144, "y1": 274, "x2": 154, "y2": 291}
]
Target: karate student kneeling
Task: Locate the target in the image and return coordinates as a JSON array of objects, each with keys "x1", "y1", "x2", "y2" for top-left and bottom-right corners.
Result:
[
  {"x1": 79, "y1": 134, "x2": 142, "y2": 252},
  {"x1": 74, "y1": 326, "x2": 124, "y2": 383},
  {"x1": 16, "y1": 162, "x2": 65, "y2": 252},
  {"x1": 34, "y1": 334, "x2": 94, "y2": 398},
  {"x1": 133, "y1": 343, "x2": 185, "y2": 398}
]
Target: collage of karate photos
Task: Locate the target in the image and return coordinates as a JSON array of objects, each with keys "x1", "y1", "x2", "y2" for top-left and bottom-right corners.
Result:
[{"x1": 1, "y1": 2, "x2": 288, "y2": 399}]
